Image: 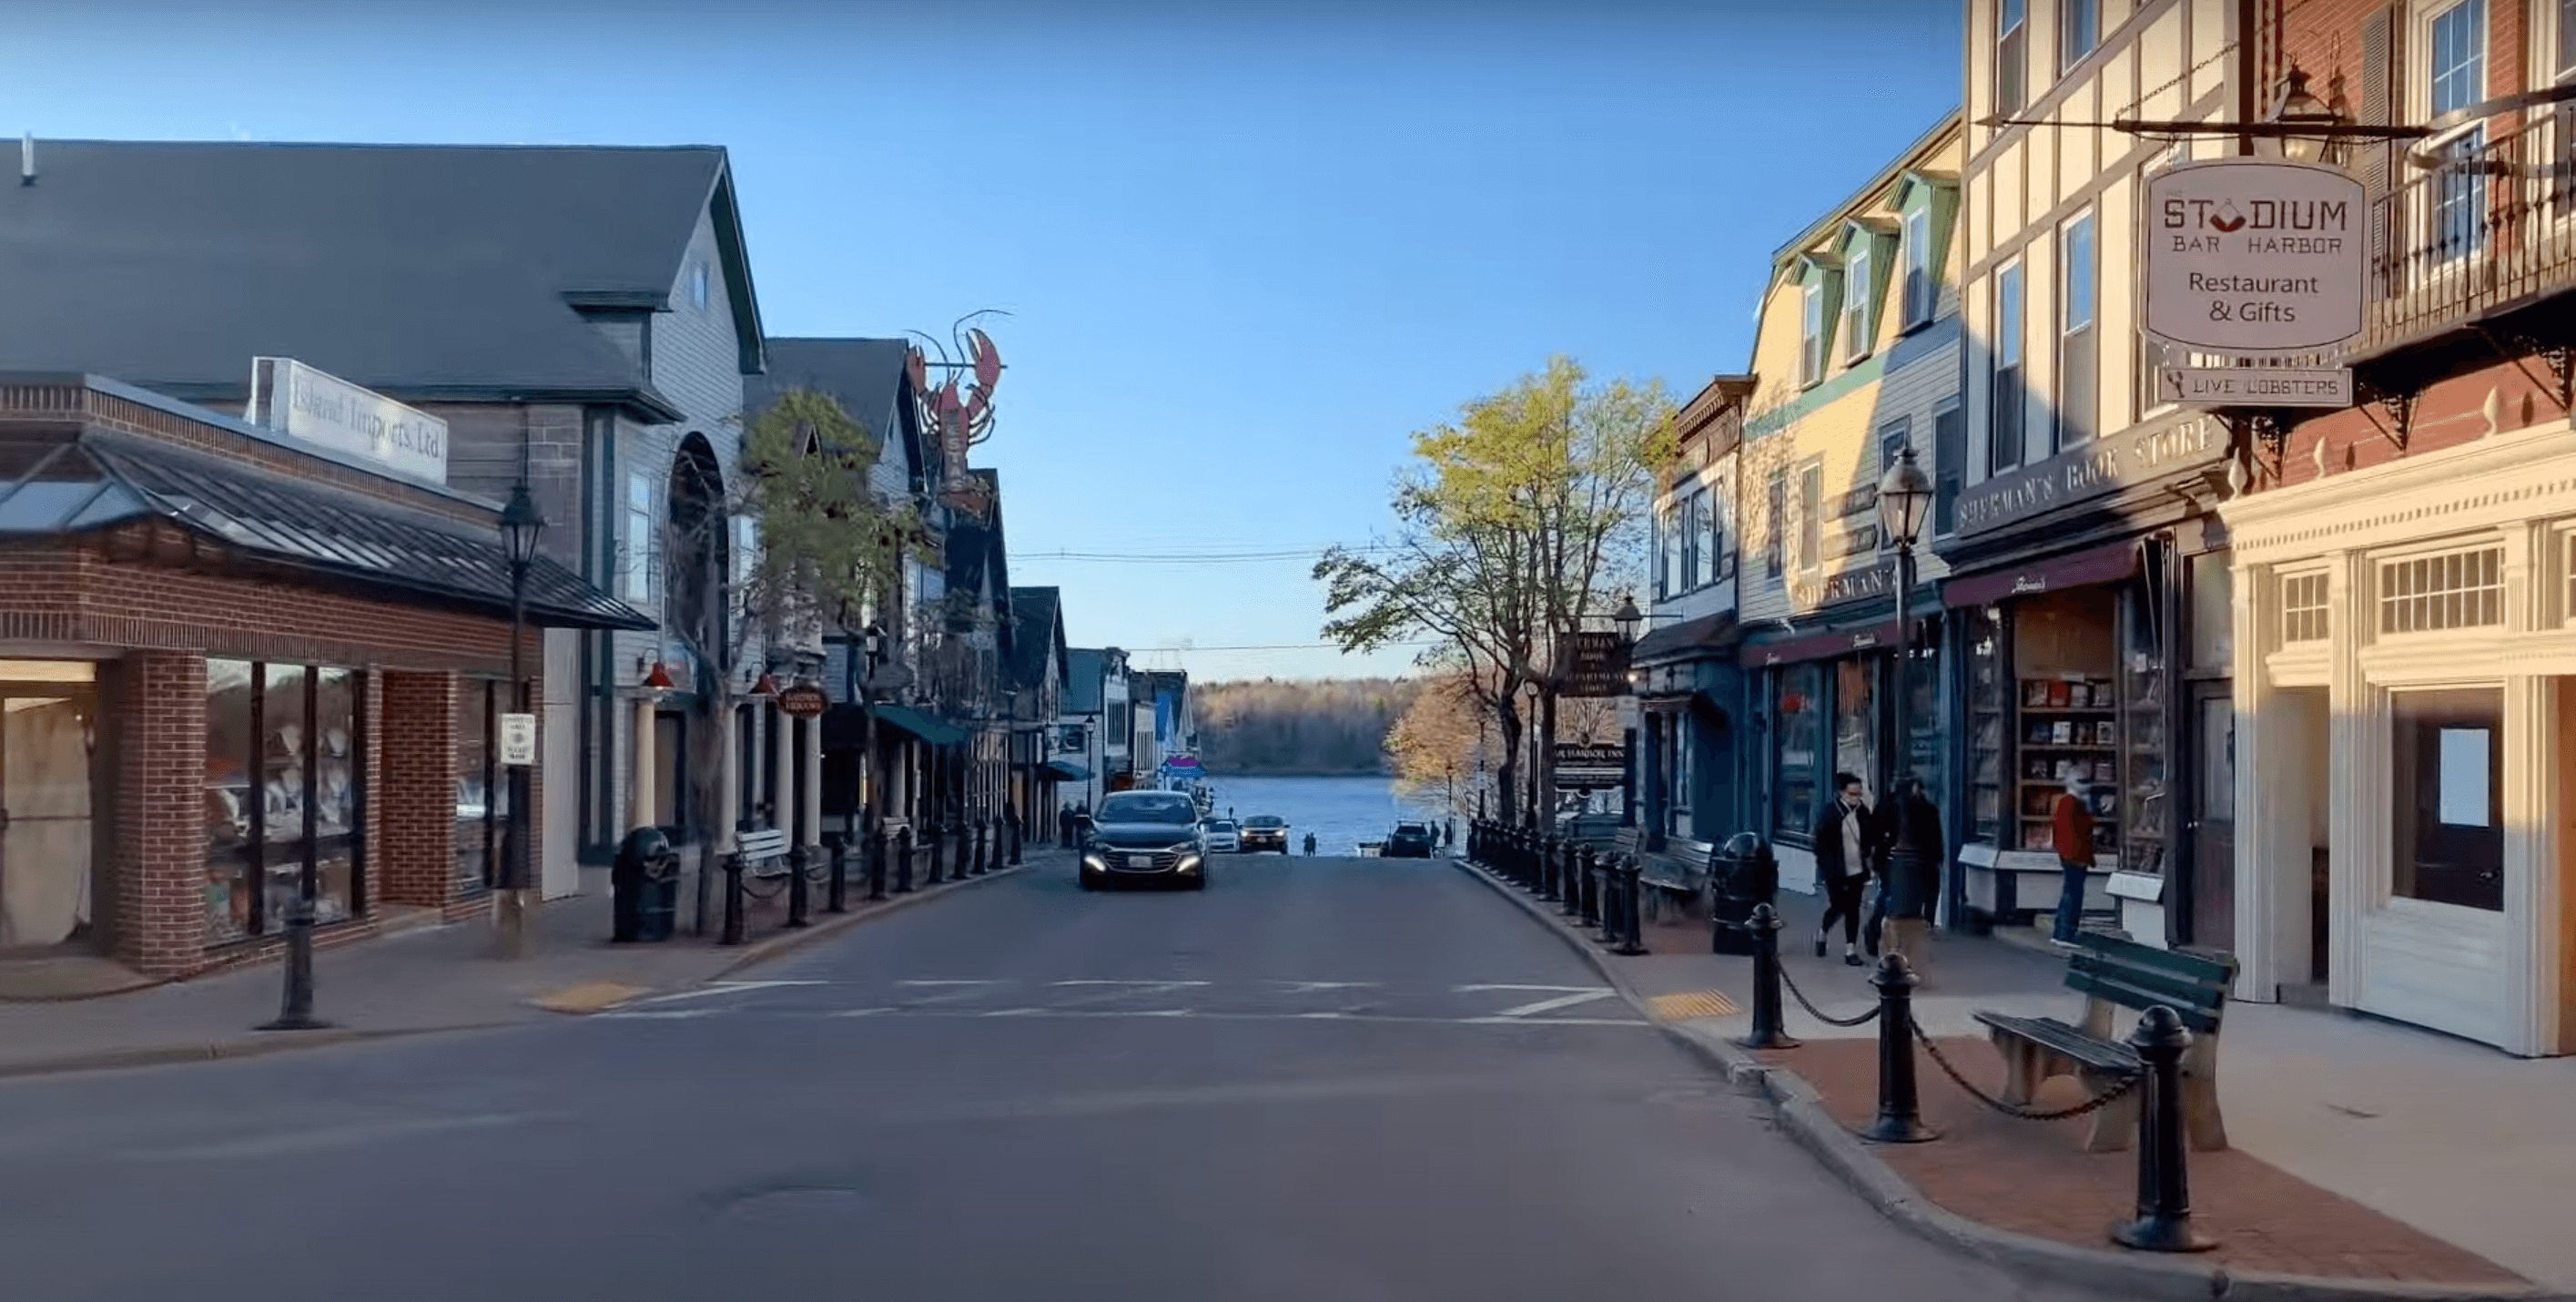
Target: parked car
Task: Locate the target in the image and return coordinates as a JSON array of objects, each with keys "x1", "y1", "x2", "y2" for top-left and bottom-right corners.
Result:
[
  {"x1": 1078, "y1": 789, "x2": 1209, "y2": 890},
  {"x1": 1239, "y1": 814, "x2": 1290, "y2": 853},
  {"x1": 1202, "y1": 819, "x2": 1242, "y2": 853},
  {"x1": 1384, "y1": 822, "x2": 1436, "y2": 858}
]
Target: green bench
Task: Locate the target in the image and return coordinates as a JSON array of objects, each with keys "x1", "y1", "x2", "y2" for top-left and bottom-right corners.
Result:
[{"x1": 1972, "y1": 931, "x2": 2237, "y2": 1153}]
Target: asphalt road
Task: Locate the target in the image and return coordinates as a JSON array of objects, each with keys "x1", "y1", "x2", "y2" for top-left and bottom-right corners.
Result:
[{"x1": 0, "y1": 855, "x2": 2116, "y2": 1302}]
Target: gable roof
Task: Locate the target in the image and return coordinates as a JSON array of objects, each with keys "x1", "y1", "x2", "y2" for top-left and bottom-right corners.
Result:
[
  {"x1": 747, "y1": 338, "x2": 928, "y2": 495},
  {"x1": 1007, "y1": 585, "x2": 1063, "y2": 691},
  {"x1": 0, "y1": 139, "x2": 766, "y2": 421},
  {"x1": 1064, "y1": 647, "x2": 1107, "y2": 714}
]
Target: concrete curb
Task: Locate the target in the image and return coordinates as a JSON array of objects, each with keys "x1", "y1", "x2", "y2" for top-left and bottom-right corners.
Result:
[
  {"x1": 708, "y1": 862, "x2": 1031, "y2": 981},
  {"x1": 1447, "y1": 855, "x2": 2570, "y2": 1302},
  {"x1": 0, "y1": 1022, "x2": 513, "y2": 1083}
]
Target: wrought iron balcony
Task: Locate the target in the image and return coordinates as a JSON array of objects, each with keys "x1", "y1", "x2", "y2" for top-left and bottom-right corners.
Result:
[{"x1": 2359, "y1": 114, "x2": 2576, "y2": 359}]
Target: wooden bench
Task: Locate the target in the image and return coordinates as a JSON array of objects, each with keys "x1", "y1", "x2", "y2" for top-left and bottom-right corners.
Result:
[
  {"x1": 1971, "y1": 931, "x2": 2237, "y2": 1154},
  {"x1": 735, "y1": 827, "x2": 792, "y2": 881}
]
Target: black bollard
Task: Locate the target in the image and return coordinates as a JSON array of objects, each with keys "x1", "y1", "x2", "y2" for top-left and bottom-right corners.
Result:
[
  {"x1": 927, "y1": 822, "x2": 947, "y2": 885},
  {"x1": 785, "y1": 845, "x2": 812, "y2": 929},
  {"x1": 1859, "y1": 952, "x2": 1938, "y2": 1144},
  {"x1": 1736, "y1": 903, "x2": 1800, "y2": 1050},
  {"x1": 1612, "y1": 858, "x2": 1648, "y2": 956},
  {"x1": 827, "y1": 837, "x2": 849, "y2": 914},
  {"x1": 2111, "y1": 1006, "x2": 2216, "y2": 1253},
  {"x1": 969, "y1": 818, "x2": 986, "y2": 876},
  {"x1": 1578, "y1": 848, "x2": 1601, "y2": 927},
  {"x1": 1009, "y1": 810, "x2": 1025, "y2": 866},
  {"x1": 256, "y1": 893, "x2": 330, "y2": 1032},
  {"x1": 1560, "y1": 844, "x2": 1587, "y2": 919},
  {"x1": 867, "y1": 829, "x2": 890, "y2": 901},
  {"x1": 895, "y1": 829, "x2": 916, "y2": 894},
  {"x1": 1590, "y1": 849, "x2": 1621, "y2": 945},
  {"x1": 720, "y1": 852, "x2": 747, "y2": 946}
]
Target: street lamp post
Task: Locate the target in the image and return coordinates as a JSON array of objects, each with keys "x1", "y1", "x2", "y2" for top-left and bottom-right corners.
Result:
[
  {"x1": 1876, "y1": 448, "x2": 1935, "y2": 937},
  {"x1": 496, "y1": 481, "x2": 545, "y2": 961},
  {"x1": 1614, "y1": 594, "x2": 1643, "y2": 831}
]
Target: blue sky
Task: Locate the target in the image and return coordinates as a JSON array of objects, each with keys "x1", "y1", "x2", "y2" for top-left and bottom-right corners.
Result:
[{"x1": 12, "y1": 0, "x2": 1961, "y2": 683}]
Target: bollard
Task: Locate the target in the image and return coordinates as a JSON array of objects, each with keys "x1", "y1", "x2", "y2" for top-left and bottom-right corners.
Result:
[
  {"x1": 785, "y1": 845, "x2": 813, "y2": 928},
  {"x1": 1559, "y1": 844, "x2": 1587, "y2": 919},
  {"x1": 970, "y1": 817, "x2": 988, "y2": 876},
  {"x1": 927, "y1": 822, "x2": 947, "y2": 885},
  {"x1": 979, "y1": 815, "x2": 994, "y2": 874},
  {"x1": 827, "y1": 837, "x2": 849, "y2": 914},
  {"x1": 256, "y1": 893, "x2": 330, "y2": 1032},
  {"x1": 2111, "y1": 1006, "x2": 2216, "y2": 1253},
  {"x1": 1735, "y1": 903, "x2": 1800, "y2": 1050},
  {"x1": 1590, "y1": 849, "x2": 1621, "y2": 945},
  {"x1": 1536, "y1": 837, "x2": 1560, "y2": 901},
  {"x1": 1859, "y1": 953, "x2": 1938, "y2": 1144},
  {"x1": 1009, "y1": 809, "x2": 1025, "y2": 867},
  {"x1": 720, "y1": 852, "x2": 747, "y2": 946},
  {"x1": 867, "y1": 829, "x2": 890, "y2": 902},
  {"x1": 1612, "y1": 858, "x2": 1648, "y2": 956},
  {"x1": 1578, "y1": 848, "x2": 1601, "y2": 927},
  {"x1": 895, "y1": 829, "x2": 916, "y2": 894}
]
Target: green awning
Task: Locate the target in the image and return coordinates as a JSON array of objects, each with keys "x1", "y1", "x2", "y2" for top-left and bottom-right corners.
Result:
[
  {"x1": 874, "y1": 704, "x2": 967, "y2": 747},
  {"x1": 1044, "y1": 758, "x2": 1091, "y2": 780}
]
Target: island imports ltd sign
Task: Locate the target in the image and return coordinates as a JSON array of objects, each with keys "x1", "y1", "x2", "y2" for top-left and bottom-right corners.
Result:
[
  {"x1": 2142, "y1": 158, "x2": 2366, "y2": 357},
  {"x1": 245, "y1": 358, "x2": 450, "y2": 483},
  {"x1": 1955, "y1": 416, "x2": 2225, "y2": 538}
]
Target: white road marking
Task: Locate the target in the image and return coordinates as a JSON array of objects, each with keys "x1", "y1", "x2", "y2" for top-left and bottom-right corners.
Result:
[
  {"x1": 597, "y1": 1008, "x2": 723, "y2": 1020},
  {"x1": 1460, "y1": 1016, "x2": 1645, "y2": 1026},
  {"x1": 898, "y1": 980, "x2": 1009, "y2": 985},
  {"x1": 895, "y1": 980, "x2": 1013, "y2": 1005},
  {"x1": 1271, "y1": 981, "x2": 1379, "y2": 992},
  {"x1": 1452, "y1": 983, "x2": 1612, "y2": 994},
  {"x1": 1488, "y1": 990, "x2": 1620, "y2": 1018},
  {"x1": 1047, "y1": 980, "x2": 1212, "y2": 1004},
  {"x1": 137, "y1": 1112, "x2": 556, "y2": 1161},
  {"x1": 979, "y1": 1008, "x2": 1047, "y2": 1017},
  {"x1": 634, "y1": 981, "x2": 829, "y2": 1005},
  {"x1": 828, "y1": 1007, "x2": 897, "y2": 1018}
]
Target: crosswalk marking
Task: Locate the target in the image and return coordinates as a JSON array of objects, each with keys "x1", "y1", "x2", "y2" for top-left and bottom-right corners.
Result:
[
  {"x1": 1453, "y1": 983, "x2": 1609, "y2": 994},
  {"x1": 634, "y1": 980, "x2": 828, "y2": 1005},
  {"x1": 1488, "y1": 991, "x2": 1620, "y2": 1018}
]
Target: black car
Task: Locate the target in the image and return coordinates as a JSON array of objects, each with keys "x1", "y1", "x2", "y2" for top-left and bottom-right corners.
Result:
[
  {"x1": 1240, "y1": 815, "x2": 1290, "y2": 853},
  {"x1": 1384, "y1": 822, "x2": 1435, "y2": 858},
  {"x1": 1078, "y1": 790, "x2": 1210, "y2": 890}
]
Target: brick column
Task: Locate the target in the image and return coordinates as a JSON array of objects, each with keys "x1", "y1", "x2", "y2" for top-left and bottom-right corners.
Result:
[
  {"x1": 378, "y1": 669, "x2": 456, "y2": 909},
  {"x1": 117, "y1": 651, "x2": 207, "y2": 978}
]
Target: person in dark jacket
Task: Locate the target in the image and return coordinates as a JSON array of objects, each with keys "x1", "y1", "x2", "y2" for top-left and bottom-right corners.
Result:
[
  {"x1": 1866, "y1": 776, "x2": 1944, "y2": 957},
  {"x1": 1810, "y1": 772, "x2": 1882, "y2": 966}
]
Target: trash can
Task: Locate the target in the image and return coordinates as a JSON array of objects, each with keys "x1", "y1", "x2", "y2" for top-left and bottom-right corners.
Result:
[
  {"x1": 1709, "y1": 831, "x2": 1778, "y2": 956},
  {"x1": 612, "y1": 826, "x2": 680, "y2": 943}
]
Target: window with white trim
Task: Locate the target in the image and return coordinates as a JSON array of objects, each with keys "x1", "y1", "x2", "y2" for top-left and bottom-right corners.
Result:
[
  {"x1": 2061, "y1": 0, "x2": 2097, "y2": 68},
  {"x1": 2281, "y1": 572, "x2": 2330, "y2": 644},
  {"x1": 1843, "y1": 244, "x2": 1873, "y2": 361},
  {"x1": 1679, "y1": 493, "x2": 1702, "y2": 590},
  {"x1": 623, "y1": 472, "x2": 654, "y2": 603},
  {"x1": 2428, "y1": 1, "x2": 2489, "y2": 265},
  {"x1": 1902, "y1": 207, "x2": 1934, "y2": 327},
  {"x1": 1764, "y1": 468, "x2": 1787, "y2": 577},
  {"x1": 2557, "y1": 0, "x2": 2576, "y2": 84},
  {"x1": 1796, "y1": 460, "x2": 1823, "y2": 572},
  {"x1": 1800, "y1": 280, "x2": 1827, "y2": 386},
  {"x1": 2562, "y1": 530, "x2": 2576, "y2": 624},
  {"x1": 2378, "y1": 545, "x2": 2503, "y2": 633},
  {"x1": 1691, "y1": 488, "x2": 1717, "y2": 587},
  {"x1": 1996, "y1": 0, "x2": 2027, "y2": 117},
  {"x1": 1992, "y1": 261, "x2": 2025, "y2": 473},
  {"x1": 2058, "y1": 211, "x2": 2097, "y2": 449}
]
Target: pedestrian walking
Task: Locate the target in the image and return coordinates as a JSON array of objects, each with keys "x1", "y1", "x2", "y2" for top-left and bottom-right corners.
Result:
[
  {"x1": 1303, "y1": 831, "x2": 1317, "y2": 856},
  {"x1": 1810, "y1": 772, "x2": 1881, "y2": 966},
  {"x1": 1058, "y1": 802, "x2": 1075, "y2": 849},
  {"x1": 2050, "y1": 774, "x2": 2098, "y2": 945},
  {"x1": 1866, "y1": 776, "x2": 1943, "y2": 957}
]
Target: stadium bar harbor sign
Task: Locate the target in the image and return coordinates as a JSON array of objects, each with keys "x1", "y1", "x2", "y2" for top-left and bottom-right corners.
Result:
[{"x1": 2142, "y1": 158, "x2": 2366, "y2": 408}]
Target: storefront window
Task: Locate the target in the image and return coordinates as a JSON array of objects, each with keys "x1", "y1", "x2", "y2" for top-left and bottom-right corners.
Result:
[
  {"x1": 1903, "y1": 639, "x2": 1942, "y2": 801},
  {"x1": 1670, "y1": 713, "x2": 1693, "y2": 839},
  {"x1": 2011, "y1": 589, "x2": 2119, "y2": 856},
  {"x1": 457, "y1": 679, "x2": 493, "y2": 897},
  {"x1": 2121, "y1": 588, "x2": 2170, "y2": 876},
  {"x1": 1834, "y1": 658, "x2": 1876, "y2": 798},
  {"x1": 2189, "y1": 551, "x2": 2233, "y2": 670},
  {"x1": 1965, "y1": 606, "x2": 2007, "y2": 843},
  {"x1": 260, "y1": 664, "x2": 307, "y2": 931},
  {"x1": 206, "y1": 658, "x2": 257, "y2": 944},
  {"x1": 2391, "y1": 687, "x2": 2505, "y2": 911},
  {"x1": 313, "y1": 668, "x2": 360, "y2": 923},
  {"x1": 1774, "y1": 666, "x2": 1825, "y2": 839}
]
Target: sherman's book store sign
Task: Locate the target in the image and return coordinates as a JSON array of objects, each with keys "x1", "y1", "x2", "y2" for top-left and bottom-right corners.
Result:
[{"x1": 2143, "y1": 158, "x2": 2365, "y2": 405}]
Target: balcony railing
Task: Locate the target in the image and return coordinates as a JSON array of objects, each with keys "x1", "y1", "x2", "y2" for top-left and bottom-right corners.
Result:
[{"x1": 2363, "y1": 114, "x2": 2576, "y2": 354}]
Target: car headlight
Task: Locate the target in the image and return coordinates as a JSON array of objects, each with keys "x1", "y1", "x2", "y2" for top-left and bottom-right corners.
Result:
[
  {"x1": 1082, "y1": 853, "x2": 1109, "y2": 872},
  {"x1": 1176, "y1": 854, "x2": 1203, "y2": 873}
]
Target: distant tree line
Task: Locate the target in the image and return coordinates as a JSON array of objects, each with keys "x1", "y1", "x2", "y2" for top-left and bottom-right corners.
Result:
[{"x1": 1196, "y1": 677, "x2": 1424, "y2": 775}]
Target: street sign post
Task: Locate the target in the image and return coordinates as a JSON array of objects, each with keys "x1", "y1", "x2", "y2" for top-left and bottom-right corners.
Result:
[
  {"x1": 2158, "y1": 366, "x2": 2353, "y2": 408},
  {"x1": 499, "y1": 713, "x2": 537, "y2": 767}
]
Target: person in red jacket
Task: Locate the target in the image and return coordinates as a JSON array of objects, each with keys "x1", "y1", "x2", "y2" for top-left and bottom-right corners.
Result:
[{"x1": 2050, "y1": 774, "x2": 2097, "y2": 945}]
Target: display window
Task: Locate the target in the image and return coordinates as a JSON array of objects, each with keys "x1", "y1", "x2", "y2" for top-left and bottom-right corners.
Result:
[
  {"x1": 1773, "y1": 665, "x2": 1825, "y2": 839},
  {"x1": 205, "y1": 659, "x2": 367, "y2": 944}
]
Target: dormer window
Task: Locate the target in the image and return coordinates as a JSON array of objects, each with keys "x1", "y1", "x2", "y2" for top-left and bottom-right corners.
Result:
[
  {"x1": 1843, "y1": 243, "x2": 1873, "y2": 361},
  {"x1": 1800, "y1": 280, "x2": 1828, "y2": 387},
  {"x1": 1903, "y1": 207, "x2": 1934, "y2": 327}
]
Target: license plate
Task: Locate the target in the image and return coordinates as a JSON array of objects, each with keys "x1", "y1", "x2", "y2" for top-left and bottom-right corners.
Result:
[{"x1": 1126, "y1": 854, "x2": 1155, "y2": 869}]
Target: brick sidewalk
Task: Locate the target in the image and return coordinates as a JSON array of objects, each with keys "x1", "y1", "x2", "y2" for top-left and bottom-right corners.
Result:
[{"x1": 1761, "y1": 1034, "x2": 2526, "y2": 1287}]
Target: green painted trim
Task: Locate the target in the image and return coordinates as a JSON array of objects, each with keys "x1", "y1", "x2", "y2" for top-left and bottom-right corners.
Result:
[{"x1": 1744, "y1": 351, "x2": 1888, "y2": 441}]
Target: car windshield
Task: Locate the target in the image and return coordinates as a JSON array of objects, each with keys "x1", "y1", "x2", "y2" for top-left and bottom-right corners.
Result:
[
  {"x1": 1209, "y1": 821, "x2": 1238, "y2": 832},
  {"x1": 1101, "y1": 795, "x2": 1196, "y2": 824},
  {"x1": 1247, "y1": 816, "x2": 1284, "y2": 828},
  {"x1": 1396, "y1": 823, "x2": 1428, "y2": 834}
]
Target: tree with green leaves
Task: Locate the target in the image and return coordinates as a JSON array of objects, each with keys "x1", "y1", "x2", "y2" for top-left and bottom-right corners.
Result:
[{"x1": 1317, "y1": 357, "x2": 1674, "y2": 826}]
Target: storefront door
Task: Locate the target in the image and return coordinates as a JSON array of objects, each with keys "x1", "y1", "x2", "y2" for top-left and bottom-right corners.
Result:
[
  {"x1": 2186, "y1": 684, "x2": 2235, "y2": 952},
  {"x1": 0, "y1": 666, "x2": 97, "y2": 952}
]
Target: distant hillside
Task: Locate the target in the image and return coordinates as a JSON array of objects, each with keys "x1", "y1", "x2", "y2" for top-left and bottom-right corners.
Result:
[{"x1": 1196, "y1": 677, "x2": 1422, "y2": 775}]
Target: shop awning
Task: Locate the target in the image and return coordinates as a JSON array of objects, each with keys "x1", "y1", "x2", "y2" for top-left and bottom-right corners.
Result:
[
  {"x1": 1044, "y1": 758, "x2": 1091, "y2": 780},
  {"x1": 1942, "y1": 539, "x2": 2139, "y2": 609},
  {"x1": 1633, "y1": 610, "x2": 1740, "y2": 665},
  {"x1": 1738, "y1": 618, "x2": 1902, "y2": 669},
  {"x1": 0, "y1": 427, "x2": 654, "y2": 629},
  {"x1": 873, "y1": 704, "x2": 968, "y2": 747}
]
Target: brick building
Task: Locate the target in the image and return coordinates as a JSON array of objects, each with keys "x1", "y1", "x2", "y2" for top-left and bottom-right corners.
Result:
[
  {"x1": 2219, "y1": 0, "x2": 2576, "y2": 1056},
  {"x1": 0, "y1": 375, "x2": 645, "y2": 975}
]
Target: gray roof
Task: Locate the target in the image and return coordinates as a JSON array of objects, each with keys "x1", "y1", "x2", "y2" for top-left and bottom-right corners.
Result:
[
  {"x1": 0, "y1": 139, "x2": 765, "y2": 417},
  {"x1": 745, "y1": 338, "x2": 928, "y2": 499},
  {"x1": 1064, "y1": 648, "x2": 1106, "y2": 714},
  {"x1": 1007, "y1": 586, "x2": 1062, "y2": 690}
]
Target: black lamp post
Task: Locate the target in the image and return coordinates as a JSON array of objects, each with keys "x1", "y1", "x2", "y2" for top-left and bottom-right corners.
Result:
[
  {"x1": 1876, "y1": 447, "x2": 1935, "y2": 934},
  {"x1": 1613, "y1": 593, "x2": 1643, "y2": 831},
  {"x1": 497, "y1": 481, "x2": 544, "y2": 960}
]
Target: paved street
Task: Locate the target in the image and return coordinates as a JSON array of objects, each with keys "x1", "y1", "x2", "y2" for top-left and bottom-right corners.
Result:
[{"x1": 2, "y1": 855, "x2": 2117, "y2": 1302}]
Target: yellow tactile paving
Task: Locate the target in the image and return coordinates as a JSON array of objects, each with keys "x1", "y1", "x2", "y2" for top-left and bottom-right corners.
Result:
[
  {"x1": 1647, "y1": 991, "x2": 1740, "y2": 1022},
  {"x1": 529, "y1": 982, "x2": 654, "y2": 1014}
]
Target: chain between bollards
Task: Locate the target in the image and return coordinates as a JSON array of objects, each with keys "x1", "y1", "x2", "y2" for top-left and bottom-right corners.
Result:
[{"x1": 2111, "y1": 1005, "x2": 2216, "y2": 1253}]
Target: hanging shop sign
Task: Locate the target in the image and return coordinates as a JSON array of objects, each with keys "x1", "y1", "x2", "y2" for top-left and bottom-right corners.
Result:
[
  {"x1": 1560, "y1": 631, "x2": 1631, "y2": 697},
  {"x1": 2157, "y1": 366, "x2": 2353, "y2": 409},
  {"x1": 776, "y1": 683, "x2": 829, "y2": 718},
  {"x1": 2142, "y1": 158, "x2": 2366, "y2": 356}
]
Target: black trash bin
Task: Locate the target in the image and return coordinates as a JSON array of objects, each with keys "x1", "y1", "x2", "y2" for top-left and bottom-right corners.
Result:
[
  {"x1": 612, "y1": 826, "x2": 680, "y2": 943},
  {"x1": 1709, "y1": 831, "x2": 1779, "y2": 956}
]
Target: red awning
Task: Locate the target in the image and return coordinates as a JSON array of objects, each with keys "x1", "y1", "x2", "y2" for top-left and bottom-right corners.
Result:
[{"x1": 1941, "y1": 540, "x2": 2140, "y2": 609}]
